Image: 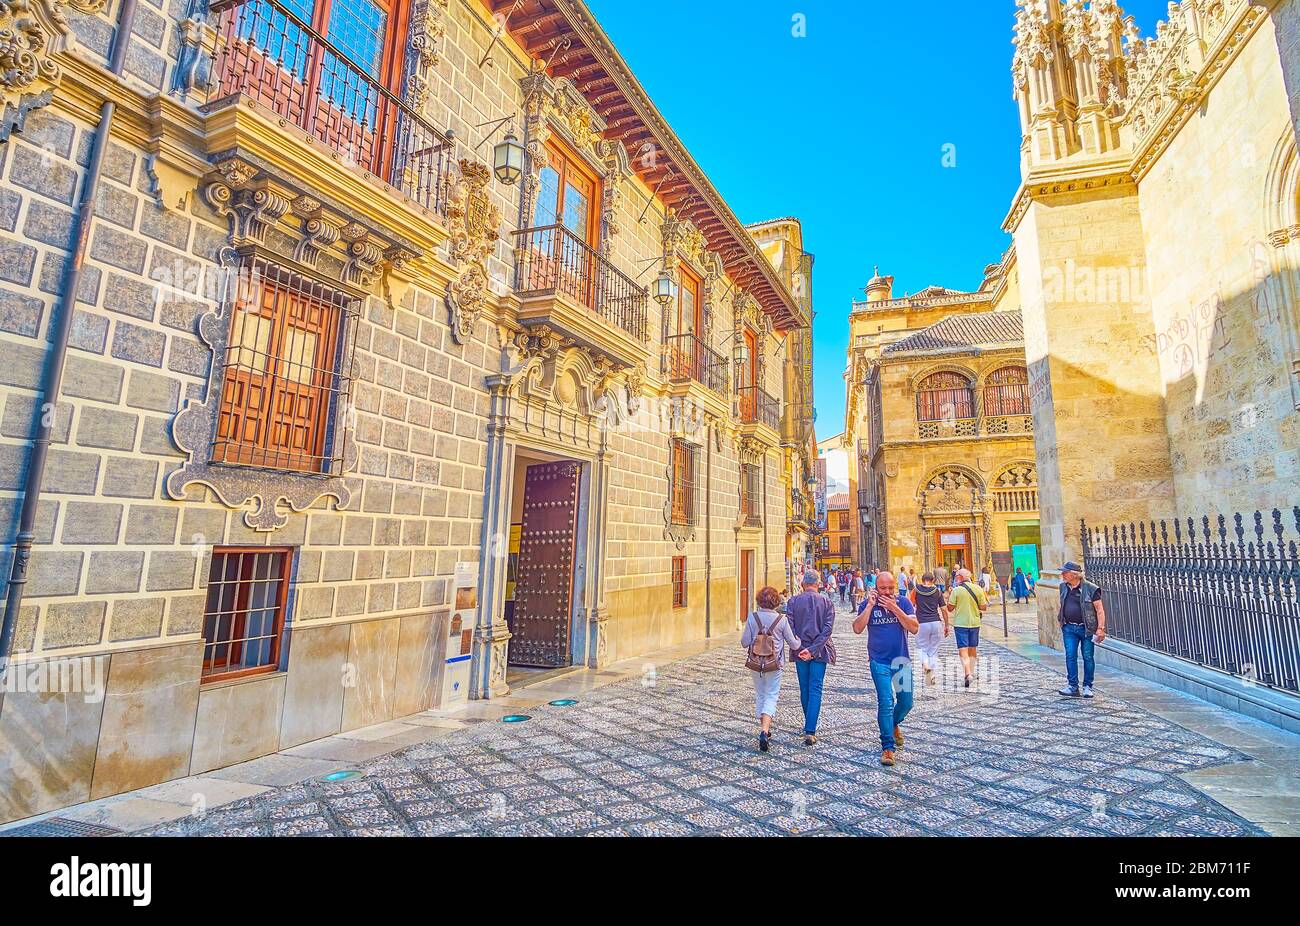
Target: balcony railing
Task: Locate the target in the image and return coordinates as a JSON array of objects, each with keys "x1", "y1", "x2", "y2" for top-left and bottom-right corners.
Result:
[
  {"x1": 205, "y1": 0, "x2": 453, "y2": 214},
  {"x1": 737, "y1": 385, "x2": 779, "y2": 430},
  {"x1": 661, "y1": 333, "x2": 728, "y2": 394},
  {"x1": 984, "y1": 414, "x2": 1034, "y2": 435},
  {"x1": 513, "y1": 225, "x2": 649, "y2": 343},
  {"x1": 918, "y1": 417, "x2": 978, "y2": 439}
]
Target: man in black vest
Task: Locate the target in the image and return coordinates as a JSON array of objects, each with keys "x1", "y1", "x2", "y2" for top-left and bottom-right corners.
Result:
[{"x1": 1057, "y1": 561, "x2": 1107, "y2": 698}]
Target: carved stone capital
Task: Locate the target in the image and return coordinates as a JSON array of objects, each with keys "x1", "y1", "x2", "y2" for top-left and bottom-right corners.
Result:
[{"x1": 444, "y1": 158, "x2": 502, "y2": 344}]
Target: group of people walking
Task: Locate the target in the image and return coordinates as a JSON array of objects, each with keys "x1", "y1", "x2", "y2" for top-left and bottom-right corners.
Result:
[{"x1": 744, "y1": 561, "x2": 1106, "y2": 766}]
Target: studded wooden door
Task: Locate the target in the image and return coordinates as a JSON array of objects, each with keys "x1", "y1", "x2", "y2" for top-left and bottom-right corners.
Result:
[{"x1": 510, "y1": 461, "x2": 581, "y2": 668}]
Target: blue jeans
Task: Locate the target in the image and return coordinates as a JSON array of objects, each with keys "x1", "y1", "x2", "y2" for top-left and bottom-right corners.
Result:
[
  {"x1": 869, "y1": 659, "x2": 914, "y2": 753},
  {"x1": 795, "y1": 658, "x2": 827, "y2": 734},
  {"x1": 1062, "y1": 623, "x2": 1095, "y2": 689}
]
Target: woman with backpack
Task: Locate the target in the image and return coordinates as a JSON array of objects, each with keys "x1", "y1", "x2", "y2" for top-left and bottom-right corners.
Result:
[{"x1": 741, "y1": 585, "x2": 803, "y2": 752}]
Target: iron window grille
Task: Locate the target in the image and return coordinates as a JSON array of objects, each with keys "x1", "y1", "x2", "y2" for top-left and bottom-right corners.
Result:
[
  {"x1": 211, "y1": 256, "x2": 360, "y2": 476},
  {"x1": 670, "y1": 438, "x2": 698, "y2": 527},
  {"x1": 201, "y1": 546, "x2": 293, "y2": 682},
  {"x1": 741, "y1": 463, "x2": 762, "y2": 527}
]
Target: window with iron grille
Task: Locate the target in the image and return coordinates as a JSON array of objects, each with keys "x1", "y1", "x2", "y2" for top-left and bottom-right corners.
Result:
[
  {"x1": 213, "y1": 258, "x2": 359, "y2": 475},
  {"x1": 201, "y1": 547, "x2": 292, "y2": 682},
  {"x1": 916, "y1": 371, "x2": 975, "y2": 422},
  {"x1": 741, "y1": 463, "x2": 762, "y2": 525},
  {"x1": 983, "y1": 366, "x2": 1030, "y2": 417},
  {"x1": 670, "y1": 439, "x2": 697, "y2": 526},
  {"x1": 672, "y1": 556, "x2": 687, "y2": 609}
]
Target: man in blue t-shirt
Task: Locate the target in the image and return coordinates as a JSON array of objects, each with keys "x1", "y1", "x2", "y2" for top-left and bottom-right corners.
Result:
[{"x1": 852, "y1": 571, "x2": 920, "y2": 766}]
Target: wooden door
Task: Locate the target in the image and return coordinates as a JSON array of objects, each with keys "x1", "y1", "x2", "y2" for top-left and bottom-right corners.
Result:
[
  {"x1": 510, "y1": 462, "x2": 581, "y2": 668},
  {"x1": 936, "y1": 530, "x2": 971, "y2": 574}
]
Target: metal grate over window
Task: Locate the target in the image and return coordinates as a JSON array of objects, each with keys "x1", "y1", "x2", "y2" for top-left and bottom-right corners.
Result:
[
  {"x1": 672, "y1": 556, "x2": 687, "y2": 609},
  {"x1": 211, "y1": 257, "x2": 359, "y2": 475},
  {"x1": 202, "y1": 547, "x2": 292, "y2": 682},
  {"x1": 670, "y1": 439, "x2": 698, "y2": 527}
]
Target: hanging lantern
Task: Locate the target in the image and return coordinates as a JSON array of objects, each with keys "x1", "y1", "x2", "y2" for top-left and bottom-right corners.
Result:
[
  {"x1": 654, "y1": 268, "x2": 677, "y2": 306},
  {"x1": 493, "y1": 131, "x2": 525, "y2": 185}
]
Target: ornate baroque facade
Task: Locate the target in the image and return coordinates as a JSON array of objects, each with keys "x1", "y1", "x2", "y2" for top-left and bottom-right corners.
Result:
[
  {"x1": 0, "y1": 0, "x2": 811, "y2": 822},
  {"x1": 845, "y1": 254, "x2": 1042, "y2": 579}
]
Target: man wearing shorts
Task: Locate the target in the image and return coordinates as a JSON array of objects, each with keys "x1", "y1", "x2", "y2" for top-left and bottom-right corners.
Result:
[{"x1": 948, "y1": 568, "x2": 987, "y2": 689}]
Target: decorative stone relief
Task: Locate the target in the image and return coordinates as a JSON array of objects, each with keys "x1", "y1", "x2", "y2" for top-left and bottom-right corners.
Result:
[
  {"x1": 165, "y1": 254, "x2": 360, "y2": 531},
  {"x1": 405, "y1": 0, "x2": 449, "y2": 112},
  {"x1": 0, "y1": 0, "x2": 105, "y2": 109},
  {"x1": 518, "y1": 64, "x2": 626, "y2": 251},
  {"x1": 995, "y1": 462, "x2": 1038, "y2": 489},
  {"x1": 444, "y1": 158, "x2": 502, "y2": 345},
  {"x1": 921, "y1": 468, "x2": 983, "y2": 513},
  {"x1": 174, "y1": 14, "x2": 220, "y2": 96}
]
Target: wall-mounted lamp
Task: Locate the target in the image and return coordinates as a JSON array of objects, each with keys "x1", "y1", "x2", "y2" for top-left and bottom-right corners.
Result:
[
  {"x1": 654, "y1": 268, "x2": 677, "y2": 306},
  {"x1": 493, "y1": 131, "x2": 525, "y2": 185},
  {"x1": 473, "y1": 115, "x2": 525, "y2": 186}
]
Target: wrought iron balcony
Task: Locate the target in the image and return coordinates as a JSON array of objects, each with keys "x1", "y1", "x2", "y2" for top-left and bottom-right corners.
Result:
[
  {"x1": 737, "y1": 385, "x2": 780, "y2": 430},
  {"x1": 513, "y1": 224, "x2": 649, "y2": 343},
  {"x1": 661, "y1": 333, "x2": 728, "y2": 395},
  {"x1": 205, "y1": 0, "x2": 454, "y2": 215}
]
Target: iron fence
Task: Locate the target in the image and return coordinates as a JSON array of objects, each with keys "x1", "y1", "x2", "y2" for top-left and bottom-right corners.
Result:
[{"x1": 1081, "y1": 510, "x2": 1300, "y2": 694}]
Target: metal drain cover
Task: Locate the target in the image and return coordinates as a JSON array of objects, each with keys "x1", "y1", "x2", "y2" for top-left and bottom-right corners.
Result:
[{"x1": 1, "y1": 817, "x2": 122, "y2": 837}]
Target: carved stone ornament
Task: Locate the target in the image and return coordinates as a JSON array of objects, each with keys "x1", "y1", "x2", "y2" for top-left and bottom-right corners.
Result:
[
  {"x1": 445, "y1": 158, "x2": 502, "y2": 344},
  {"x1": 501, "y1": 324, "x2": 619, "y2": 418},
  {"x1": 0, "y1": 0, "x2": 105, "y2": 108},
  {"x1": 519, "y1": 64, "x2": 627, "y2": 252},
  {"x1": 404, "y1": 0, "x2": 449, "y2": 111},
  {"x1": 165, "y1": 254, "x2": 360, "y2": 531},
  {"x1": 921, "y1": 467, "x2": 983, "y2": 513}
]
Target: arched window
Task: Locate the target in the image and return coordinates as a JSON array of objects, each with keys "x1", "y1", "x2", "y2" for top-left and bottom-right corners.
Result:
[
  {"x1": 984, "y1": 366, "x2": 1030, "y2": 417},
  {"x1": 916, "y1": 371, "x2": 975, "y2": 422}
]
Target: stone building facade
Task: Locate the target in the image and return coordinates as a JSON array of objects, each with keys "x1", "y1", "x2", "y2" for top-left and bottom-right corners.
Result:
[
  {"x1": 1007, "y1": 0, "x2": 1300, "y2": 642},
  {"x1": 845, "y1": 256, "x2": 1041, "y2": 580},
  {"x1": 0, "y1": 0, "x2": 810, "y2": 822}
]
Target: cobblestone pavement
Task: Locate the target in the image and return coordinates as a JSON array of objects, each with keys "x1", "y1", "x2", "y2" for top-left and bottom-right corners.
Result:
[{"x1": 145, "y1": 601, "x2": 1265, "y2": 837}]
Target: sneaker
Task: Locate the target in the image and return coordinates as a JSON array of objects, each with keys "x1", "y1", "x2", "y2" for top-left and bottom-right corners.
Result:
[
  {"x1": 804, "y1": 734, "x2": 817, "y2": 747},
  {"x1": 758, "y1": 731, "x2": 769, "y2": 752},
  {"x1": 924, "y1": 667, "x2": 936, "y2": 686},
  {"x1": 1058, "y1": 685, "x2": 1081, "y2": 697},
  {"x1": 893, "y1": 726, "x2": 905, "y2": 750},
  {"x1": 964, "y1": 675, "x2": 972, "y2": 688},
  {"x1": 880, "y1": 750, "x2": 895, "y2": 767},
  {"x1": 1082, "y1": 686, "x2": 1094, "y2": 698}
]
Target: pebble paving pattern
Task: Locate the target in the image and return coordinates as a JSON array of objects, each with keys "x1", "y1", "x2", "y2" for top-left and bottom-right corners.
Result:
[{"x1": 144, "y1": 603, "x2": 1265, "y2": 837}]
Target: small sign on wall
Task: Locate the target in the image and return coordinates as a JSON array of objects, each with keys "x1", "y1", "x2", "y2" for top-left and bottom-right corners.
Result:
[{"x1": 441, "y1": 561, "x2": 478, "y2": 707}]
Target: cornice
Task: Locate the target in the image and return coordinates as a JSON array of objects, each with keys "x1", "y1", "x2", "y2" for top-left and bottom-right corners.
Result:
[
  {"x1": 1003, "y1": 0, "x2": 1270, "y2": 234},
  {"x1": 549, "y1": 0, "x2": 806, "y2": 332}
]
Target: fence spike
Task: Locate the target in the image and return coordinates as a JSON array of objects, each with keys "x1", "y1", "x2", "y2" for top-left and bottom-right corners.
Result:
[
  {"x1": 1174, "y1": 518, "x2": 1183, "y2": 544},
  {"x1": 1159, "y1": 519, "x2": 1168, "y2": 544},
  {"x1": 1255, "y1": 511, "x2": 1266, "y2": 546},
  {"x1": 1202, "y1": 515, "x2": 1212, "y2": 545},
  {"x1": 1273, "y1": 509, "x2": 1285, "y2": 548}
]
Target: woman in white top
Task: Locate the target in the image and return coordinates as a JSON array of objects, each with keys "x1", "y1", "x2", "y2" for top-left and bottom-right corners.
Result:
[{"x1": 740, "y1": 585, "x2": 803, "y2": 752}]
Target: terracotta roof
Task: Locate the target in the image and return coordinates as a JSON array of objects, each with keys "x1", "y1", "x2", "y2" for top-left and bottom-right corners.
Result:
[
  {"x1": 826, "y1": 493, "x2": 850, "y2": 509},
  {"x1": 882, "y1": 310, "x2": 1023, "y2": 355}
]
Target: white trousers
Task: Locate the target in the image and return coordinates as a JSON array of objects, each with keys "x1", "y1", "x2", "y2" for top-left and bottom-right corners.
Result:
[
  {"x1": 915, "y1": 622, "x2": 943, "y2": 673},
  {"x1": 751, "y1": 669, "x2": 782, "y2": 720}
]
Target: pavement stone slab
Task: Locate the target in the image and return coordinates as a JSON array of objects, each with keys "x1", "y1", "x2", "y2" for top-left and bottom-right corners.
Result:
[{"x1": 138, "y1": 601, "x2": 1270, "y2": 838}]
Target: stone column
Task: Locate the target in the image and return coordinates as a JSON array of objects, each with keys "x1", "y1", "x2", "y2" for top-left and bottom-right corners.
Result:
[
  {"x1": 1011, "y1": 184, "x2": 1176, "y2": 646},
  {"x1": 584, "y1": 444, "x2": 611, "y2": 668},
  {"x1": 471, "y1": 376, "x2": 515, "y2": 699}
]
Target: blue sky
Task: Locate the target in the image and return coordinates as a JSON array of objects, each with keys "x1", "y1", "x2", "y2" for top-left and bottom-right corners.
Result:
[{"x1": 585, "y1": 0, "x2": 1172, "y2": 441}]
